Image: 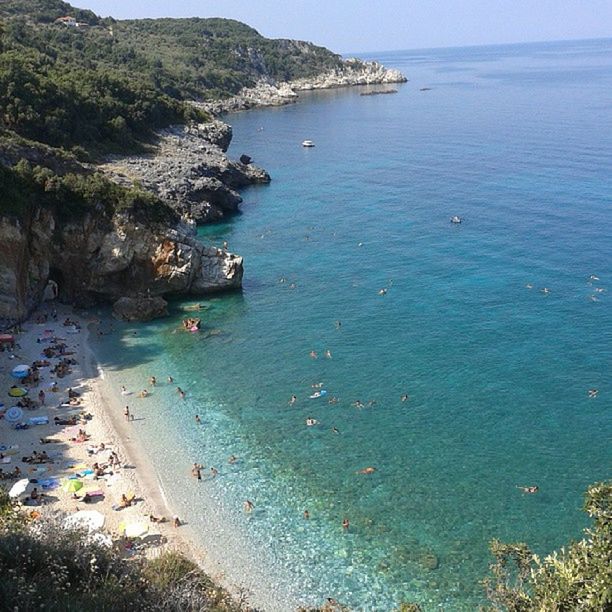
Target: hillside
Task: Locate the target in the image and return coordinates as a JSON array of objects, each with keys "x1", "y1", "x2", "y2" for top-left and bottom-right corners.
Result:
[{"x1": 0, "y1": 0, "x2": 348, "y2": 155}]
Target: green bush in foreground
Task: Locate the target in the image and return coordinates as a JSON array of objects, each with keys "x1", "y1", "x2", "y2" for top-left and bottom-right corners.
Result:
[
  {"x1": 483, "y1": 481, "x2": 611, "y2": 611},
  {"x1": 0, "y1": 488, "x2": 238, "y2": 611}
]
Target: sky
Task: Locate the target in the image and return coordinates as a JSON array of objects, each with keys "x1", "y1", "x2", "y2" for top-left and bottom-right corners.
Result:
[{"x1": 77, "y1": 1, "x2": 612, "y2": 54}]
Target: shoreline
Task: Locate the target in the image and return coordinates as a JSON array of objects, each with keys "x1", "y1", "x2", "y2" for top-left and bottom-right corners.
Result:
[{"x1": 0, "y1": 304, "x2": 280, "y2": 609}]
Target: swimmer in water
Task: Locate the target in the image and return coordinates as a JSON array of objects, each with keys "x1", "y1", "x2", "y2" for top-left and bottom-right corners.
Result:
[
  {"x1": 311, "y1": 382, "x2": 323, "y2": 389},
  {"x1": 589, "y1": 275, "x2": 600, "y2": 281},
  {"x1": 342, "y1": 518, "x2": 350, "y2": 531},
  {"x1": 331, "y1": 426, "x2": 340, "y2": 434},
  {"x1": 167, "y1": 376, "x2": 174, "y2": 384},
  {"x1": 525, "y1": 283, "x2": 533, "y2": 289},
  {"x1": 289, "y1": 395, "x2": 297, "y2": 405},
  {"x1": 309, "y1": 351, "x2": 318, "y2": 359},
  {"x1": 177, "y1": 387, "x2": 186, "y2": 399},
  {"x1": 210, "y1": 467, "x2": 218, "y2": 478},
  {"x1": 353, "y1": 400, "x2": 364, "y2": 409},
  {"x1": 149, "y1": 376, "x2": 156, "y2": 386},
  {"x1": 541, "y1": 287, "x2": 550, "y2": 294},
  {"x1": 378, "y1": 288, "x2": 388, "y2": 296},
  {"x1": 306, "y1": 418, "x2": 318, "y2": 426},
  {"x1": 401, "y1": 394, "x2": 409, "y2": 402},
  {"x1": 195, "y1": 414, "x2": 201, "y2": 424},
  {"x1": 228, "y1": 455, "x2": 238, "y2": 464},
  {"x1": 328, "y1": 397, "x2": 339, "y2": 404},
  {"x1": 303, "y1": 510, "x2": 310, "y2": 520},
  {"x1": 139, "y1": 389, "x2": 149, "y2": 398},
  {"x1": 244, "y1": 500, "x2": 254, "y2": 513},
  {"x1": 335, "y1": 320, "x2": 342, "y2": 329},
  {"x1": 357, "y1": 467, "x2": 377, "y2": 475},
  {"x1": 588, "y1": 388, "x2": 598, "y2": 398},
  {"x1": 324, "y1": 350, "x2": 332, "y2": 359},
  {"x1": 517, "y1": 485, "x2": 539, "y2": 494}
]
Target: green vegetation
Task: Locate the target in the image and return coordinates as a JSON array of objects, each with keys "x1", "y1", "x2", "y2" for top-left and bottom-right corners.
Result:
[
  {"x1": 0, "y1": 159, "x2": 176, "y2": 222},
  {"x1": 0, "y1": 487, "x2": 238, "y2": 611},
  {"x1": 483, "y1": 481, "x2": 611, "y2": 611},
  {"x1": 0, "y1": 0, "x2": 343, "y2": 156}
]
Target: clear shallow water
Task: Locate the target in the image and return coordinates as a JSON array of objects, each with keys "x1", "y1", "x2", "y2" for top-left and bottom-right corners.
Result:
[{"x1": 95, "y1": 39, "x2": 612, "y2": 610}]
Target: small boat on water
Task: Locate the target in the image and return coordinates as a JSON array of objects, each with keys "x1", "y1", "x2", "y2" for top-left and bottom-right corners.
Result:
[
  {"x1": 183, "y1": 303, "x2": 206, "y2": 312},
  {"x1": 450, "y1": 215, "x2": 463, "y2": 224},
  {"x1": 302, "y1": 140, "x2": 315, "y2": 148}
]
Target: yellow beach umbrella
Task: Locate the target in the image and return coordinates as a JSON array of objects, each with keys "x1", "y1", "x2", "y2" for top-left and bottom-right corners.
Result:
[
  {"x1": 62, "y1": 479, "x2": 83, "y2": 494},
  {"x1": 8, "y1": 387, "x2": 27, "y2": 397}
]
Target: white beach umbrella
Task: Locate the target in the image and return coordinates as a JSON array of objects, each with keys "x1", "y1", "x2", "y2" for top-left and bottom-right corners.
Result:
[
  {"x1": 119, "y1": 521, "x2": 149, "y2": 538},
  {"x1": 5, "y1": 406, "x2": 23, "y2": 423},
  {"x1": 8, "y1": 478, "x2": 30, "y2": 499},
  {"x1": 64, "y1": 511, "x2": 106, "y2": 532}
]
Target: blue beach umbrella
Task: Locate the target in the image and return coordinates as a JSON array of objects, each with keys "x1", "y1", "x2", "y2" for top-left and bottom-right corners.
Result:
[
  {"x1": 5, "y1": 406, "x2": 23, "y2": 423},
  {"x1": 11, "y1": 365, "x2": 30, "y2": 379}
]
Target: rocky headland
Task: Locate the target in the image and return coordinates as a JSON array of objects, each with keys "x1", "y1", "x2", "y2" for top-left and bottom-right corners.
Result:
[
  {"x1": 202, "y1": 58, "x2": 407, "y2": 114},
  {"x1": 100, "y1": 121, "x2": 270, "y2": 225}
]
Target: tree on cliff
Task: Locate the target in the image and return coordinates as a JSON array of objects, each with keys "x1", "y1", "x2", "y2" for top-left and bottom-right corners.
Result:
[{"x1": 483, "y1": 481, "x2": 611, "y2": 611}]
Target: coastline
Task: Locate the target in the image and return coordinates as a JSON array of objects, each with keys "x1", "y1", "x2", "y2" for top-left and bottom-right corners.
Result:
[{"x1": 1, "y1": 304, "x2": 298, "y2": 610}]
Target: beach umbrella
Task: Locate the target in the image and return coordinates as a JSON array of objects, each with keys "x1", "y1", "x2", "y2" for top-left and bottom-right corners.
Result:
[
  {"x1": 8, "y1": 387, "x2": 27, "y2": 398},
  {"x1": 8, "y1": 478, "x2": 30, "y2": 499},
  {"x1": 118, "y1": 521, "x2": 149, "y2": 538},
  {"x1": 4, "y1": 406, "x2": 23, "y2": 423},
  {"x1": 64, "y1": 511, "x2": 106, "y2": 532},
  {"x1": 11, "y1": 365, "x2": 30, "y2": 379},
  {"x1": 62, "y1": 479, "x2": 83, "y2": 494}
]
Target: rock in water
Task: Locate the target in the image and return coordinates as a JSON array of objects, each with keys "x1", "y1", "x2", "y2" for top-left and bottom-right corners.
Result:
[
  {"x1": 112, "y1": 296, "x2": 168, "y2": 321},
  {"x1": 239, "y1": 154, "x2": 252, "y2": 165}
]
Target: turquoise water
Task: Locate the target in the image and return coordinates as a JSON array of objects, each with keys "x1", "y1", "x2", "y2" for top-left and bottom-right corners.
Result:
[{"x1": 95, "y1": 39, "x2": 612, "y2": 610}]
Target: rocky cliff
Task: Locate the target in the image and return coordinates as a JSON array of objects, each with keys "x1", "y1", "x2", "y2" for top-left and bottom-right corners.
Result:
[
  {"x1": 0, "y1": 204, "x2": 242, "y2": 326},
  {"x1": 203, "y1": 59, "x2": 407, "y2": 114},
  {"x1": 100, "y1": 122, "x2": 270, "y2": 224}
]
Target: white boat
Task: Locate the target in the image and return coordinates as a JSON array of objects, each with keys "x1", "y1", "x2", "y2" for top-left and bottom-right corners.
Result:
[
  {"x1": 302, "y1": 140, "x2": 315, "y2": 147},
  {"x1": 450, "y1": 215, "x2": 463, "y2": 224}
]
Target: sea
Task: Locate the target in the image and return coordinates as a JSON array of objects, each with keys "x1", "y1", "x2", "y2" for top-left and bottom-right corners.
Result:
[{"x1": 93, "y1": 38, "x2": 612, "y2": 610}]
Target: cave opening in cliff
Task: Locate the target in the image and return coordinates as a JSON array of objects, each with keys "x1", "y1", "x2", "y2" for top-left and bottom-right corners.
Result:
[{"x1": 47, "y1": 267, "x2": 64, "y2": 301}]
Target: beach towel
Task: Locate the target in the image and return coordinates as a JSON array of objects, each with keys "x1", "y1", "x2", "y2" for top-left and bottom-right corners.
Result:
[{"x1": 28, "y1": 416, "x2": 49, "y2": 426}]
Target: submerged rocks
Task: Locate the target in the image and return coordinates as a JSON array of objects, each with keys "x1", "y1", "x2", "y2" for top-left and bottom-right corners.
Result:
[
  {"x1": 112, "y1": 296, "x2": 168, "y2": 321},
  {"x1": 100, "y1": 123, "x2": 270, "y2": 224}
]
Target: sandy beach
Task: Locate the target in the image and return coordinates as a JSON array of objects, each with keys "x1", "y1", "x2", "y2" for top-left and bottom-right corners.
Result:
[{"x1": 0, "y1": 303, "x2": 211, "y2": 582}]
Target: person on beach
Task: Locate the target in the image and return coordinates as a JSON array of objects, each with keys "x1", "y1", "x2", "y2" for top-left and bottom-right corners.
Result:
[
  {"x1": 342, "y1": 518, "x2": 350, "y2": 531},
  {"x1": 124, "y1": 406, "x2": 130, "y2": 421},
  {"x1": 173, "y1": 516, "x2": 181, "y2": 528},
  {"x1": 192, "y1": 463, "x2": 202, "y2": 480},
  {"x1": 37, "y1": 389, "x2": 45, "y2": 406},
  {"x1": 243, "y1": 500, "x2": 254, "y2": 513},
  {"x1": 177, "y1": 387, "x2": 186, "y2": 399}
]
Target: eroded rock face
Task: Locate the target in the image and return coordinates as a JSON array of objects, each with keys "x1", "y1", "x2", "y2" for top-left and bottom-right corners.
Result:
[
  {"x1": 112, "y1": 295, "x2": 168, "y2": 321},
  {"x1": 100, "y1": 123, "x2": 270, "y2": 224},
  {"x1": 0, "y1": 209, "x2": 243, "y2": 326}
]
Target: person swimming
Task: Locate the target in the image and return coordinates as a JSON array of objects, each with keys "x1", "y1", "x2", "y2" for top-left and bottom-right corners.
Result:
[
  {"x1": 195, "y1": 414, "x2": 202, "y2": 424},
  {"x1": 324, "y1": 350, "x2": 332, "y2": 359},
  {"x1": 357, "y1": 467, "x2": 377, "y2": 475},
  {"x1": 588, "y1": 388, "x2": 599, "y2": 398},
  {"x1": 378, "y1": 288, "x2": 387, "y2": 296},
  {"x1": 289, "y1": 395, "x2": 297, "y2": 405},
  {"x1": 517, "y1": 485, "x2": 539, "y2": 494},
  {"x1": 309, "y1": 351, "x2": 318, "y2": 359},
  {"x1": 177, "y1": 387, "x2": 186, "y2": 399},
  {"x1": 243, "y1": 500, "x2": 254, "y2": 513},
  {"x1": 401, "y1": 394, "x2": 409, "y2": 402}
]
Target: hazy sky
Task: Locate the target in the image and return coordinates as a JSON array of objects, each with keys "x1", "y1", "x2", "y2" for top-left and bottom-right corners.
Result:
[{"x1": 77, "y1": 1, "x2": 611, "y2": 53}]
